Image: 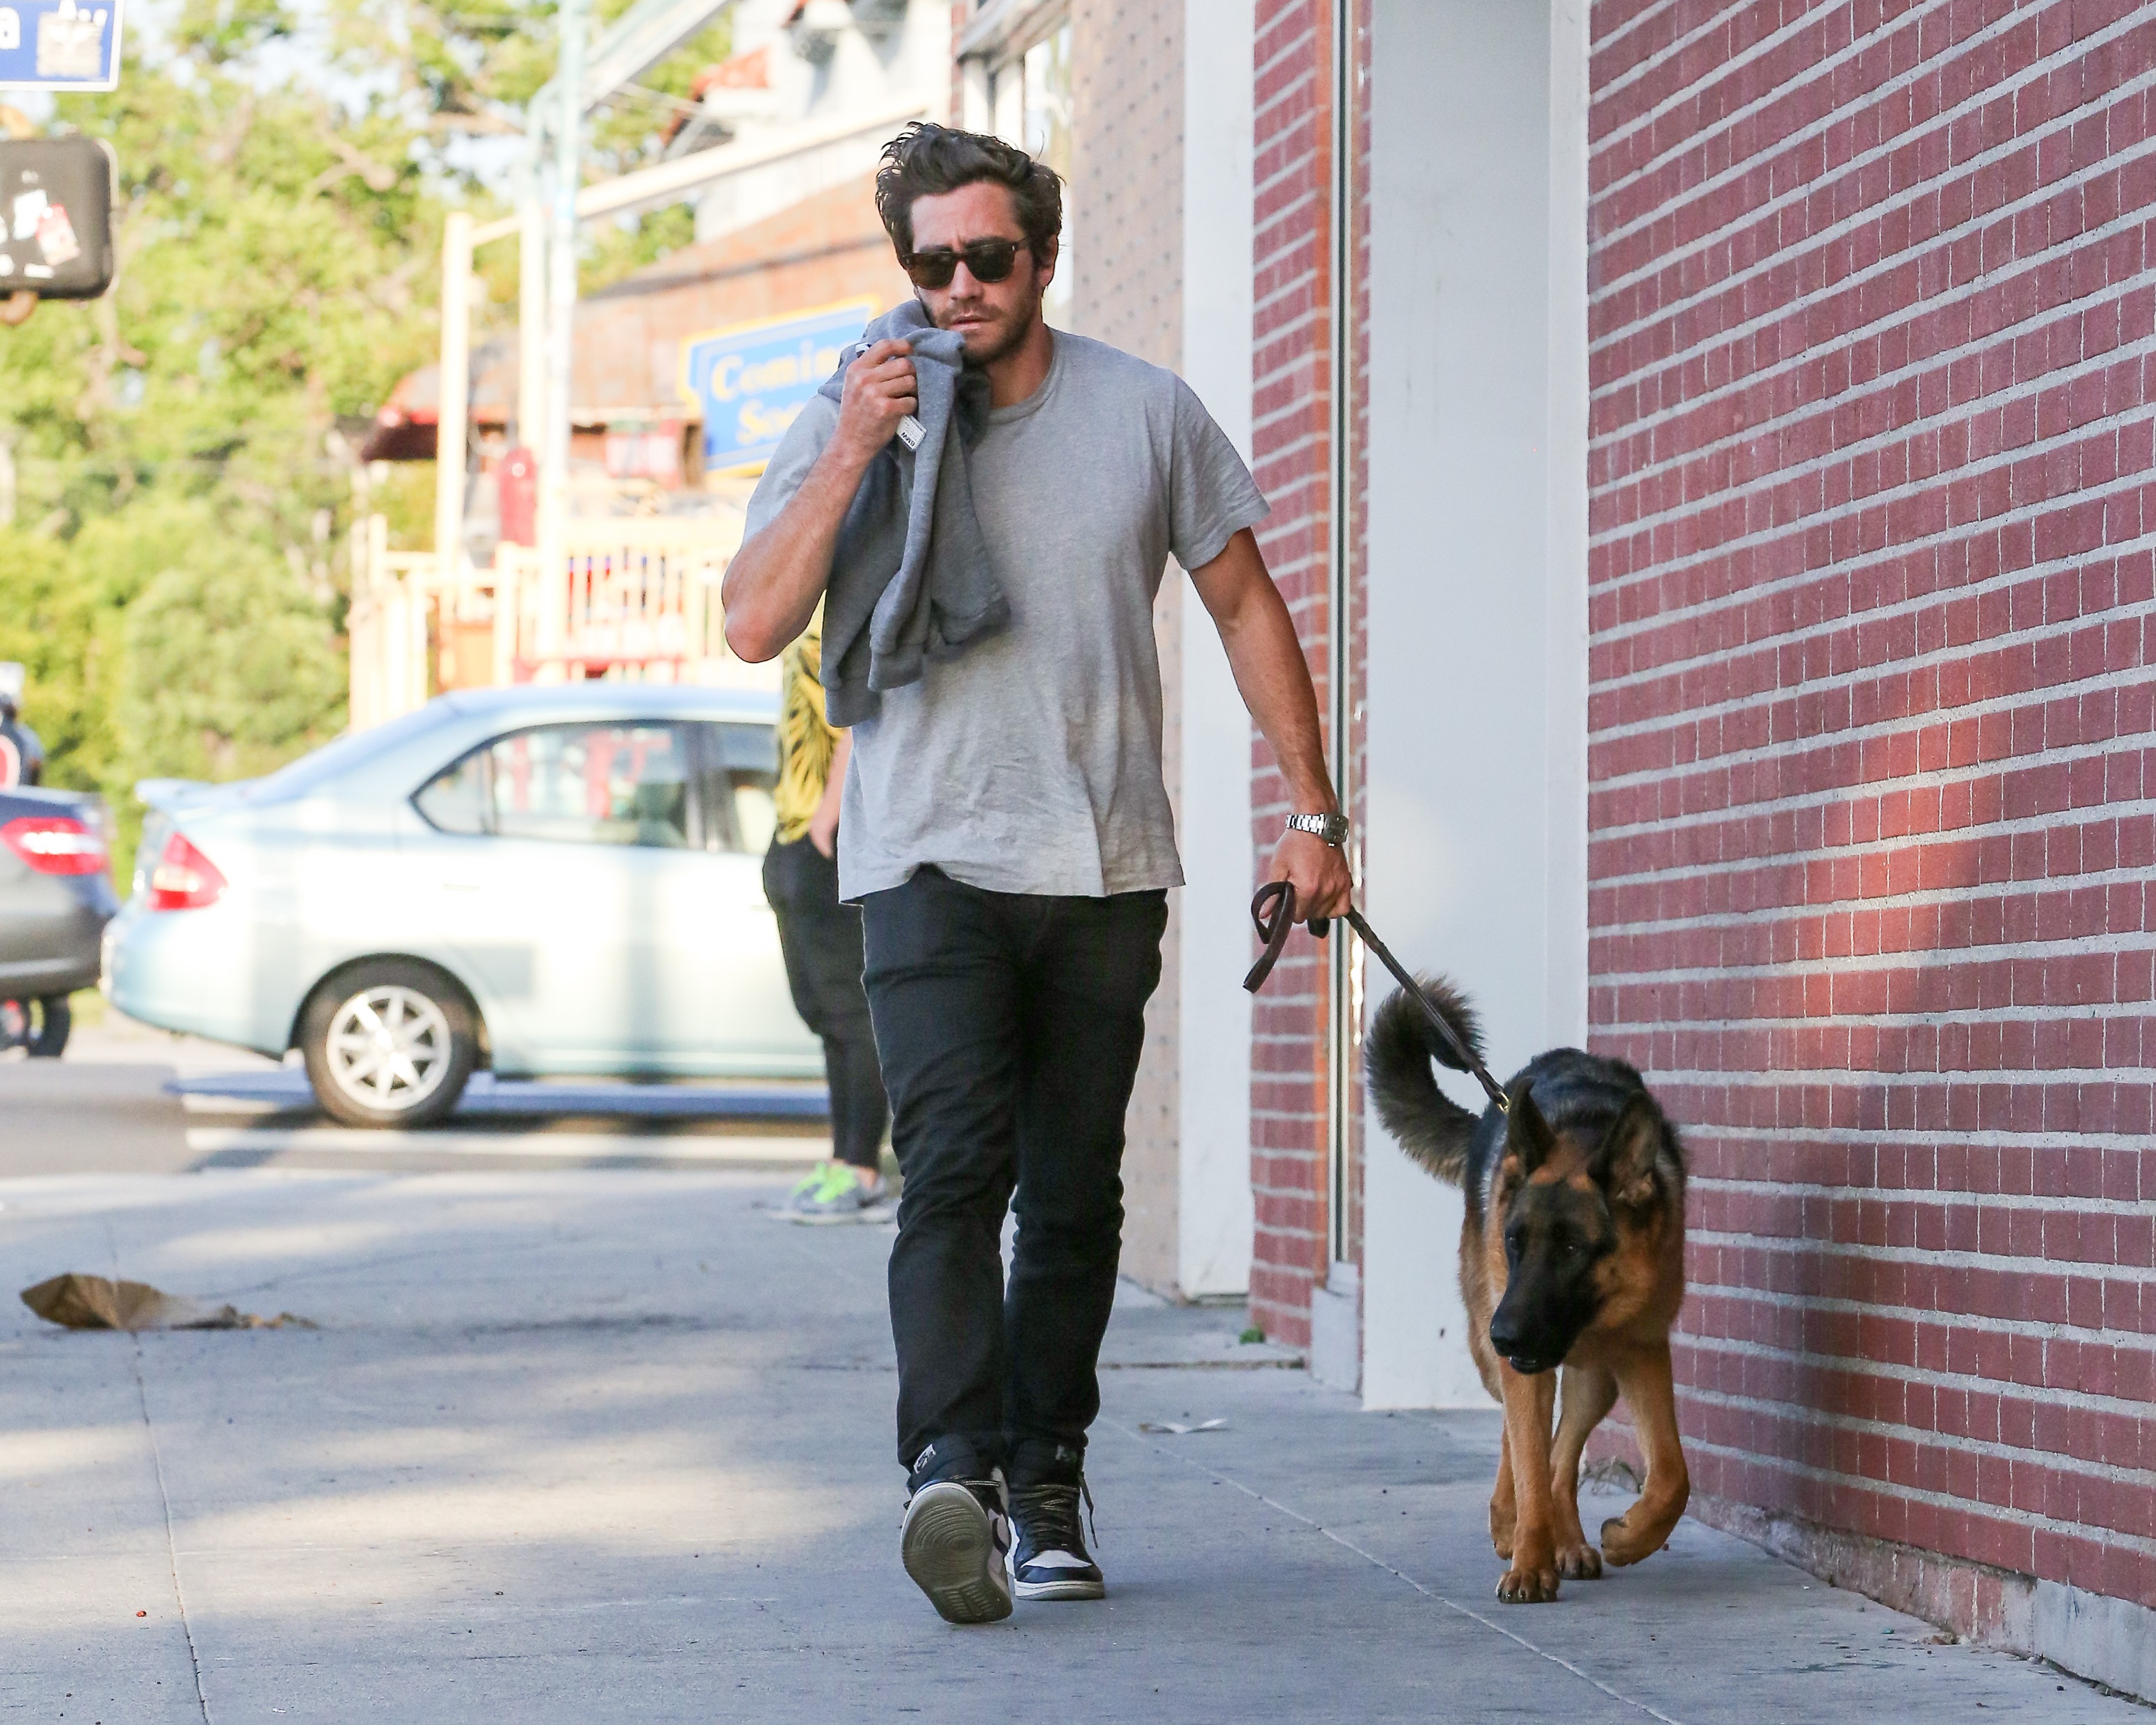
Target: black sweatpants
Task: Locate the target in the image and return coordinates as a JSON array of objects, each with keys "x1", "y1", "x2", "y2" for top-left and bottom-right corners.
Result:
[
  {"x1": 861, "y1": 865, "x2": 1168, "y2": 1471},
  {"x1": 763, "y1": 835, "x2": 889, "y2": 1173}
]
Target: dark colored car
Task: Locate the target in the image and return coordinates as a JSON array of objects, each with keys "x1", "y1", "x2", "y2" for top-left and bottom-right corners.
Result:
[{"x1": 0, "y1": 785, "x2": 118, "y2": 1057}]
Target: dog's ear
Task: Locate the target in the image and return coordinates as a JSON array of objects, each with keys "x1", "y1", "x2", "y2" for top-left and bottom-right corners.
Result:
[
  {"x1": 1592, "y1": 1092, "x2": 1663, "y2": 1207},
  {"x1": 1504, "y1": 1080, "x2": 1556, "y2": 1174}
]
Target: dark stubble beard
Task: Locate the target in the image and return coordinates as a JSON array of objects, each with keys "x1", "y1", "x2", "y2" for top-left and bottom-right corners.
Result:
[{"x1": 933, "y1": 286, "x2": 1042, "y2": 370}]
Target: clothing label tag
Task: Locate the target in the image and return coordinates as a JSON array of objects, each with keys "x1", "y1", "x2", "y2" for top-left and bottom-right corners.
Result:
[{"x1": 896, "y1": 416, "x2": 925, "y2": 451}]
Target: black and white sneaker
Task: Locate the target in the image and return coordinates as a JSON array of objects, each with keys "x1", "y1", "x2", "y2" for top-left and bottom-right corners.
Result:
[
  {"x1": 901, "y1": 1438, "x2": 1013, "y2": 1625},
  {"x1": 1006, "y1": 1441, "x2": 1105, "y2": 1601}
]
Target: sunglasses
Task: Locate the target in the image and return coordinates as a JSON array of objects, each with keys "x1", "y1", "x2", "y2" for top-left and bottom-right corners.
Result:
[{"x1": 901, "y1": 238, "x2": 1029, "y2": 289}]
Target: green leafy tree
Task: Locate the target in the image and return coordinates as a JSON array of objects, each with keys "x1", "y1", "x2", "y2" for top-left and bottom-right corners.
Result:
[{"x1": 0, "y1": 0, "x2": 730, "y2": 874}]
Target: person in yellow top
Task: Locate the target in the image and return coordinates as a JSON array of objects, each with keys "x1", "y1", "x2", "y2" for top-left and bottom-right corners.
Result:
[{"x1": 765, "y1": 607, "x2": 890, "y2": 1215}]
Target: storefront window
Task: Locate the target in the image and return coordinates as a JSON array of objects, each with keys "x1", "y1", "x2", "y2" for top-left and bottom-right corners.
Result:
[
  {"x1": 1022, "y1": 22, "x2": 1075, "y2": 326},
  {"x1": 974, "y1": 9, "x2": 1075, "y2": 328}
]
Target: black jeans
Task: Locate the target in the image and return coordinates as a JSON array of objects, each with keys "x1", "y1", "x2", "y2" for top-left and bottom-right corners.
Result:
[
  {"x1": 862, "y1": 866, "x2": 1168, "y2": 1471},
  {"x1": 763, "y1": 835, "x2": 889, "y2": 1173}
]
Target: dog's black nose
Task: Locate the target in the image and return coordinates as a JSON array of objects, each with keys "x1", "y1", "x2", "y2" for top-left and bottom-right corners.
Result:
[{"x1": 1488, "y1": 1315, "x2": 1522, "y2": 1356}]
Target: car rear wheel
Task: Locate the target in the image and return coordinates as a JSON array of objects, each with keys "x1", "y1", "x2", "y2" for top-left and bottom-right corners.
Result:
[
  {"x1": 300, "y1": 962, "x2": 478, "y2": 1129},
  {"x1": 26, "y1": 995, "x2": 70, "y2": 1058},
  {"x1": 1, "y1": 995, "x2": 70, "y2": 1058}
]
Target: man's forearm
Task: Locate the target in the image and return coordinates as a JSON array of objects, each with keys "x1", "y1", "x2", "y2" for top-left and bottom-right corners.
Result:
[
  {"x1": 721, "y1": 442, "x2": 873, "y2": 662},
  {"x1": 1221, "y1": 600, "x2": 1336, "y2": 812},
  {"x1": 1195, "y1": 531, "x2": 1339, "y2": 813}
]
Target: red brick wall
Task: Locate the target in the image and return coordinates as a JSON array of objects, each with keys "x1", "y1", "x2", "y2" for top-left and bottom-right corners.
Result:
[
  {"x1": 1342, "y1": 0, "x2": 1371, "y2": 1280},
  {"x1": 1250, "y1": 0, "x2": 1372, "y2": 1347},
  {"x1": 1586, "y1": 0, "x2": 2155, "y2": 1617},
  {"x1": 1250, "y1": 0, "x2": 1328, "y2": 1337},
  {"x1": 1248, "y1": 0, "x2": 1335, "y2": 1347}
]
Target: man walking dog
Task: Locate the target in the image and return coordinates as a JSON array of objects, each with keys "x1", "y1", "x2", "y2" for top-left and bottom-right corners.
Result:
[{"x1": 723, "y1": 122, "x2": 1350, "y2": 1624}]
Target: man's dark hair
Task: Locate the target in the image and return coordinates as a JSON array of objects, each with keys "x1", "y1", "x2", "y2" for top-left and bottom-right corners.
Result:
[{"x1": 874, "y1": 122, "x2": 1063, "y2": 261}]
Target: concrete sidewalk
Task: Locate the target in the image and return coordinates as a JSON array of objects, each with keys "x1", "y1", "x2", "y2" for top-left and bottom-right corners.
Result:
[{"x1": 0, "y1": 1171, "x2": 2135, "y2": 1723}]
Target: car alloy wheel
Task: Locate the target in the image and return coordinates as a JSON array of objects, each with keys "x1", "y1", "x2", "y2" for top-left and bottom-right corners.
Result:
[{"x1": 323, "y1": 984, "x2": 454, "y2": 1115}]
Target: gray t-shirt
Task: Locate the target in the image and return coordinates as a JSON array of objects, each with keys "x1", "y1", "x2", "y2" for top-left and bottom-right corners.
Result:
[{"x1": 745, "y1": 330, "x2": 1269, "y2": 900}]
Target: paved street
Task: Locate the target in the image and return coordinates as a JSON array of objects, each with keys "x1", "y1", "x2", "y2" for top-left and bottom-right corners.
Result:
[
  {"x1": 0, "y1": 1159, "x2": 2138, "y2": 1723},
  {"x1": 0, "y1": 1016, "x2": 833, "y2": 1178}
]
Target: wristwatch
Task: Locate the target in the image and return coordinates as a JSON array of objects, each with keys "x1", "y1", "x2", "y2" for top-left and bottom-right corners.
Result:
[{"x1": 1285, "y1": 812, "x2": 1351, "y2": 847}]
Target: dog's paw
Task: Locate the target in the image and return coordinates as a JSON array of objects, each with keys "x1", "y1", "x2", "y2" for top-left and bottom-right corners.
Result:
[
  {"x1": 1488, "y1": 1503, "x2": 1516, "y2": 1559},
  {"x1": 1554, "y1": 1539, "x2": 1602, "y2": 1580},
  {"x1": 1495, "y1": 1562, "x2": 1561, "y2": 1605},
  {"x1": 1598, "y1": 1509, "x2": 1675, "y2": 1568}
]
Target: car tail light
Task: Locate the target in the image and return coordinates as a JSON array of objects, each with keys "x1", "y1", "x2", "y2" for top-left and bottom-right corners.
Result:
[
  {"x1": 147, "y1": 831, "x2": 227, "y2": 910},
  {"x1": 1, "y1": 815, "x2": 108, "y2": 877}
]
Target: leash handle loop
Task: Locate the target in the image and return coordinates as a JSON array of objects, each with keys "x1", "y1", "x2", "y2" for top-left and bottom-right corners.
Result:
[{"x1": 1241, "y1": 880, "x2": 1300, "y2": 993}]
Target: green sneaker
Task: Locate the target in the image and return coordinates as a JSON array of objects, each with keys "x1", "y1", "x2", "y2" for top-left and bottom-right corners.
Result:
[{"x1": 787, "y1": 1162, "x2": 878, "y2": 1217}]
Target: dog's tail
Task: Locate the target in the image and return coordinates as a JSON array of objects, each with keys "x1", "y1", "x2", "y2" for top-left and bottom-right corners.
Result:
[{"x1": 1366, "y1": 976, "x2": 1486, "y2": 1187}]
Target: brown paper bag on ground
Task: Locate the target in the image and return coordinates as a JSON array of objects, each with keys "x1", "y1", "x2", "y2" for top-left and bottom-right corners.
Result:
[{"x1": 20, "y1": 1274, "x2": 313, "y2": 1332}]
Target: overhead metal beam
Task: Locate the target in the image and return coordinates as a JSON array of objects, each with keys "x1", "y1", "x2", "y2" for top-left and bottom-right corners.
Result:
[
  {"x1": 469, "y1": 95, "x2": 928, "y2": 250},
  {"x1": 577, "y1": 0, "x2": 739, "y2": 115},
  {"x1": 575, "y1": 97, "x2": 928, "y2": 223}
]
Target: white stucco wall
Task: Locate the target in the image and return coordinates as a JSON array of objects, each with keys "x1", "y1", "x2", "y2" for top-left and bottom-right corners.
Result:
[
  {"x1": 1174, "y1": 0, "x2": 1257, "y2": 1297},
  {"x1": 692, "y1": 0, "x2": 949, "y2": 245},
  {"x1": 1358, "y1": 0, "x2": 1588, "y2": 1408}
]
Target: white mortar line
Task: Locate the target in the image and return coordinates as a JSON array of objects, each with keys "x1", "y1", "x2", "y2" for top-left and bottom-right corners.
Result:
[
  {"x1": 1591, "y1": 728, "x2": 2156, "y2": 815},
  {"x1": 1592, "y1": 616, "x2": 2156, "y2": 740},
  {"x1": 1589, "y1": 0, "x2": 1977, "y2": 188},
  {"x1": 1674, "y1": 1353, "x2": 2156, "y2": 1489},
  {"x1": 1676, "y1": 1416, "x2": 2156, "y2": 1559},
  {"x1": 1686, "y1": 1186, "x2": 2156, "y2": 1223},
  {"x1": 1681, "y1": 1271, "x2": 2156, "y2": 1339},
  {"x1": 1591, "y1": 129, "x2": 2156, "y2": 428},
  {"x1": 1588, "y1": 920, "x2": 2156, "y2": 958},
  {"x1": 1597, "y1": 319, "x2": 2156, "y2": 547},
  {"x1": 1593, "y1": 8, "x2": 2149, "y2": 281},
  {"x1": 1591, "y1": 778, "x2": 2156, "y2": 853},
  {"x1": 1591, "y1": 450, "x2": 2155, "y2": 653},
  {"x1": 1601, "y1": 245, "x2": 2149, "y2": 464},
  {"x1": 1664, "y1": 1122, "x2": 2155, "y2": 1150},
  {"x1": 1110, "y1": 1421, "x2": 1688, "y2": 1725},
  {"x1": 1590, "y1": 0, "x2": 1801, "y2": 112}
]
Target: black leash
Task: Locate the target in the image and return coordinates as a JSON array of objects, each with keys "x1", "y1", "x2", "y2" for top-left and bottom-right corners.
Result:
[{"x1": 1243, "y1": 881, "x2": 1509, "y2": 1114}]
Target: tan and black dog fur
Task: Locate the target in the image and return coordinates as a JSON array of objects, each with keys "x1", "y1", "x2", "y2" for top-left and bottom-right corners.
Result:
[{"x1": 1367, "y1": 979, "x2": 1689, "y2": 1604}]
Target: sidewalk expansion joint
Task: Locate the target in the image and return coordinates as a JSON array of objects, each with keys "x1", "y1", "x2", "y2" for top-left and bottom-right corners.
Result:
[
  {"x1": 112, "y1": 1220, "x2": 214, "y2": 1724},
  {"x1": 1110, "y1": 1420, "x2": 1687, "y2": 1725}
]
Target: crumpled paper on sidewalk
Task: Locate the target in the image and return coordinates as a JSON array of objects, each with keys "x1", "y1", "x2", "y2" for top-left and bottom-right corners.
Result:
[{"x1": 20, "y1": 1274, "x2": 314, "y2": 1333}]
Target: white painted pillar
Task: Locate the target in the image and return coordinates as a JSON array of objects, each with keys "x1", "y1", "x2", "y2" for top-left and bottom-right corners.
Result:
[
  {"x1": 538, "y1": 8, "x2": 587, "y2": 673},
  {"x1": 1357, "y1": 0, "x2": 1589, "y2": 1409},
  {"x1": 517, "y1": 163, "x2": 546, "y2": 453},
  {"x1": 434, "y1": 211, "x2": 474, "y2": 588},
  {"x1": 1175, "y1": 0, "x2": 1258, "y2": 1297},
  {"x1": 406, "y1": 571, "x2": 432, "y2": 711}
]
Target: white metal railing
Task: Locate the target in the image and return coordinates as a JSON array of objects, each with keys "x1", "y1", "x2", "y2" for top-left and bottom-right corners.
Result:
[{"x1": 348, "y1": 511, "x2": 771, "y2": 729}]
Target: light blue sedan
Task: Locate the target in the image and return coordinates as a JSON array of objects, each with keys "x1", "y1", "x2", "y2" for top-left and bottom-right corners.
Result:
[{"x1": 104, "y1": 684, "x2": 819, "y2": 1126}]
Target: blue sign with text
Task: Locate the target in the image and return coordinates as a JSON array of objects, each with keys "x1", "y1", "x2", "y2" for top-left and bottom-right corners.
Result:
[
  {"x1": 680, "y1": 299, "x2": 876, "y2": 474},
  {"x1": 0, "y1": 0, "x2": 123, "y2": 90}
]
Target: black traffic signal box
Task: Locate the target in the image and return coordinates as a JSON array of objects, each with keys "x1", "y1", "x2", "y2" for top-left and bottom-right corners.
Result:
[{"x1": 0, "y1": 138, "x2": 114, "y2": 298}]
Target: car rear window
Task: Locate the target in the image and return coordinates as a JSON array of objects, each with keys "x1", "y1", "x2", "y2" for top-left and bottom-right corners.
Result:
[{"x1": 415, "y1": 723, "x2": 693, "y2": 847}]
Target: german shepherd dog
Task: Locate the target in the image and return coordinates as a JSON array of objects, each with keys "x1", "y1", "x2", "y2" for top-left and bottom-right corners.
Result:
[{"x1": 1367, "y1": 979, "x2": 1689, "y2": 1604}]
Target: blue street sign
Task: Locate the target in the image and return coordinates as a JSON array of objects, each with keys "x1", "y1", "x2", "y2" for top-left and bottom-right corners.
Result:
[
  {"x1": 679, "y1": 298, "x2": 876, "y2": 474},
  {"x1": 0, "y1": 0, "x2": 123, "y2": 91}
]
